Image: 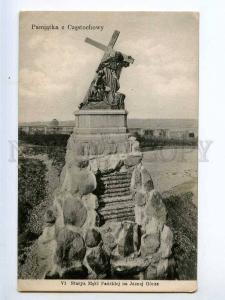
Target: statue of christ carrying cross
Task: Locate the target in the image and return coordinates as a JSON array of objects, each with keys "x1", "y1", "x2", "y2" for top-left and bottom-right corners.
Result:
[{"x1": 79, "y1": 30, "x2": 134, "y2": 110}]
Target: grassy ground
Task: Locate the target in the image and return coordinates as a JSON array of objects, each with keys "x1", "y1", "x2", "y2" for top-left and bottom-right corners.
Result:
[
  {"x1": 18, "y1": 157, "x2": 47, "y2": 235},
  {"x1": 18, "y1": 157, "x2": 47, "y2": 272},
  {"x1": 163, "y1": 191, "x2": 197, "y2": 280},
  {"x1": 18, "y1": 153, "x2": 60, "y2": 278}
]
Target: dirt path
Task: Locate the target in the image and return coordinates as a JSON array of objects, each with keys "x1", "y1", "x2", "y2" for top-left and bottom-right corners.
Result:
[{"x1": 142, "y1": 148, "x2": 198, "y2": 205}]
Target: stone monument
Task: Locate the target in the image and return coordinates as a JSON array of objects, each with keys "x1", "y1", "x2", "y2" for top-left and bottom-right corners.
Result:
[{"x1": 38, "y1": 31, "x2": 175, "y2": 280}]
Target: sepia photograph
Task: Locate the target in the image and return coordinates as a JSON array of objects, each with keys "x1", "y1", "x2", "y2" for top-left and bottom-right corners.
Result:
[{"x1": 18, "y1": 11, "x2": 198, "y2": 292}]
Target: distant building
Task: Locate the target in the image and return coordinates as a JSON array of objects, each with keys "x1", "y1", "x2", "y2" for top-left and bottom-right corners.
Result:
[
  {"x1": 50, "y1": 118, "x2": 59, "y2": 127},
  {"x1": 47, "y1": 118, "x2": 61, "y2": 134},
  {"x1": 128, "y1": 128, "x2": 197, "y2": 140}
]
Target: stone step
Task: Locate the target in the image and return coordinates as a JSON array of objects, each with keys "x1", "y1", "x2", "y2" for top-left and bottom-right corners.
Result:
[
  {"x1": 102, "y1": 171, "x2": 131, "y2": 176},
  {"x1": 102, "y1": 177, "x2": 132, "y2": 183},
  {"x1": 101, "y1": 177, "x2": 131, "y2": 183},
  {"x1": 104, "y1": 215, "x2": 135, "y2": 223},
  {"x1": 102, "y1": 181, "x2": 131, "y2": 188},
  {"x1": 100, "y1": 190, "x2": 131, "y2": 198},
  {"x1": 101, "y1": 172, "x2": 132, "y2": 180},
  {"x1": 99, "y1": 201, "x2": 135, "y2": 212},
  {"x1": 100, "y1": 209, "x2": 135, "y2": 218},
  {"x1": 99, "y1": 195, "x2": 133, "y2": 204},
  {"x1": 99, "y1": 197, "x2": 134, "y2": 206},
  {"x1": 102, "y1": 211, "x2": 135, "y2": 221},
  {"x1": 99, "y1": 202, "x2": 134, "y2": 210},
  {"x1": 99, "y1": 182, "x2": 130, "y2": 188},
  {"x1": 98, "y1": 185, "x2": 130, "y2": 193},
  {"x1": 99, "y1": 206, "x2": 135, "y2": 217},
  {"x1": 98, "y1": 186, "x2": 130, "y2": 194}
]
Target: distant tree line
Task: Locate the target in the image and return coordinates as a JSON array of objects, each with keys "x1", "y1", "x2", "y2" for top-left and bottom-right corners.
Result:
[
  {"x1": 19, "y1": 131, "x2": 70, "y2": 147},
  {"x1": 133, "y1": 132, "x2": 198, "y2": 150}
]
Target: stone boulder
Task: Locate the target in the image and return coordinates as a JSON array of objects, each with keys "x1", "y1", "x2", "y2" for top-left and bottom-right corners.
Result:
[
  {"x1": 38, "y1": 225, "x2": 57, "y2": 278},
  {"x1": 101, "y1": 232, "x2": 117, "y2": 255},
  {"x1": 83, "y1": 193, "x2": 99, "y2": 210},
  {"x1": 82, "y1": 194, "x2": 99, "y2": 228},
  {"x1": 45, "y1": 271, "x2": 60, "y2": 279},
  {"x1": 85, "y1": 243, "x2": 110, "y2": 278},
  {"x1": 65, "y1": 136, "x2": 89, "y2": 168},
  {"x1": 74, "y1": 156, "x2": 89, "y2": 169},
  {"x1": 134, "y1": 191, "x2": 148, "y2": 227},
  {"x1": 68, "y1": 234, "x2": 86, "y2": 262},
  {"x1": 145, "y1": 216, "x2": 163, "y2": 234},
  {"x1": 124, "y1": 154, "x2": 142, "y2": 168},
  {"x1": 38, "y1": 226, "x2": 57, "y2": 260},
  {"x1": 52, "y1": 192, "x2": 66, "y2": 236},
  {"x1": 134, "y1": 204, "x2": 147, "y2": 227},
  {"x1": 141, "y1": 232, "x2": 160, "y2": 257},
  {"x1": 100, "y1": 222, "x2": 122, "y2": 256},
  {"x1": 156, "y1": 258, "x2": 169, "y2": 279},
  {"x1": 61, "y1": 163, "x2": 96, "y2": 196},
  {"x1": 63, "y1": 195, "x2": 87, "y2": 227},
  {"x1": 130, "y1": 164, "x2": 142, "y2": 191},
  {"x1": 117, "y1": 221, "x2": 140, "y2": 257},
  {"x1": 141, "y1": 167, "x2": 154, "y2": 192},
  {"x1": 135, "y1": 191, "x2": 147, "y2": 207},
  {"x1": 131, "y1": 165, "x2": 154, "y2": 193},
  {"x1": 145, "y1": 190, "x2": 167, "y2": 227},
  {"x1": 55, "y1": 228, "x2": 86, "y2": 268},
  {"x1": 60, "y1": 164, "x2": 80, "y2": 194},
  {"x1": 144, "y1": 264, "x2": 157, "y2": 280},
  {"x1": 111, "y1": 257, "x2": 150, "y2": 277},
  {"x1": 45, "y1": 229, "x2": 88, "y2": 279},
  {"x1": 78, "y1": 169, "x2": 97, "y2": 196},
  {"x1": 85, "y1": 228, "x2": 102, "y2": 248},
  {"x1": 158, "y1": 225, "x2": 173, "y2": 259}
]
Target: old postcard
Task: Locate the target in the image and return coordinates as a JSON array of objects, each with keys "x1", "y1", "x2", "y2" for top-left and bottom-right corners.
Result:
[{"x1": 18, "y1": 11, "x2": 198, "y2": 292}]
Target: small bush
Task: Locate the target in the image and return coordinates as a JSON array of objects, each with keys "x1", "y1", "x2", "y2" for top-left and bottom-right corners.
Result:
[
  {"x1": 163, "y1": 193, "x2": 197, "y2": 280},
  {"x1": 18, "y1": 157, "x2": 48, "y2": 234},
  {"x1": 19, "y1": 131, "x2": 70, "y2": 147}
]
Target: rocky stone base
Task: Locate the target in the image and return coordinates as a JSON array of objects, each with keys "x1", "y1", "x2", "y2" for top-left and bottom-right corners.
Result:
[{"x1": 37, "y1": 133, "x2": 175, "y2": 280}]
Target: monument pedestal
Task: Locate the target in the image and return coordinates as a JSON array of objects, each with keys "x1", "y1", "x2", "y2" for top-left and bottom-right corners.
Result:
[
  {"x1": 70, "y1": 109, "x2": 136, "y2": 157},
  {"x1": 74, "y1": 109, "x2": 128, "y2": 134}
]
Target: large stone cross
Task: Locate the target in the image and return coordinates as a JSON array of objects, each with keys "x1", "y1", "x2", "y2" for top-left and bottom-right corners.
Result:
[{"x1": 85, "y1": 30, "x2": 134, "y2": 64}]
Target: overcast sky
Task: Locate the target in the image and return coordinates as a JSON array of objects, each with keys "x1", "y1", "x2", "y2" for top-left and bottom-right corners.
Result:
[{"x1": 19, "y1": 12, "x2": 198, "y2": 122}]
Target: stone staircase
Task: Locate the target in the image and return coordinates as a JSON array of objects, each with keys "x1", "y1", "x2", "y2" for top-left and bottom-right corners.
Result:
[{"x1": 95, "y1": 171, "x2": 135, "y2": 223}]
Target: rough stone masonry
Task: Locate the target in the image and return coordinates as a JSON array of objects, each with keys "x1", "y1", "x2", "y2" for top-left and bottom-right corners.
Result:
[{"x1": 37, "y1": 30, "x2": 175, "y2": 280}]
